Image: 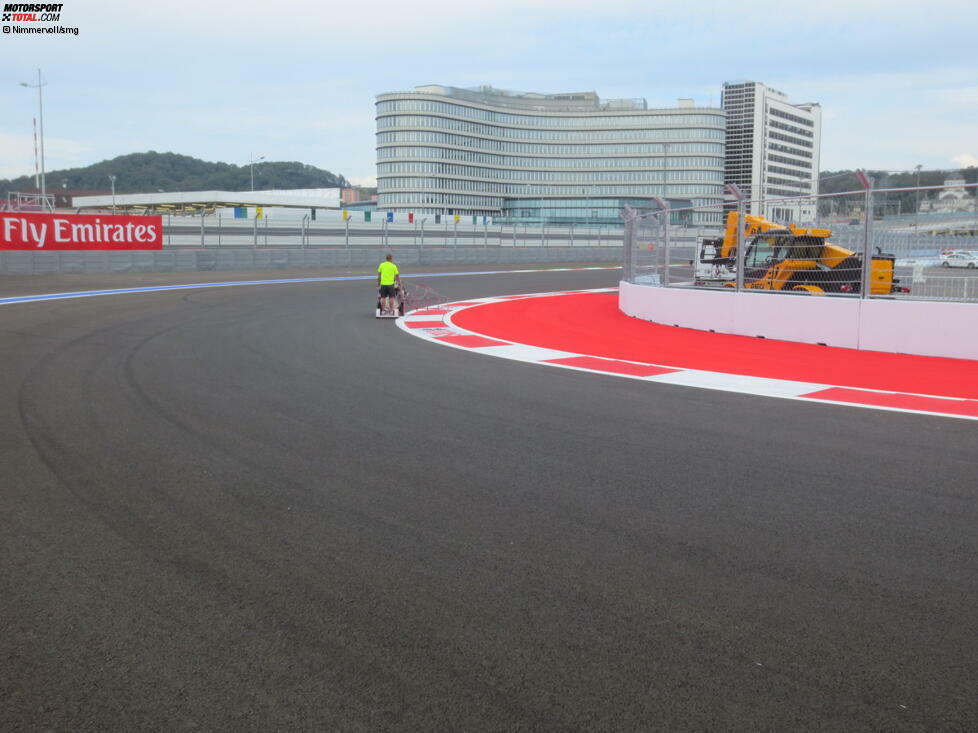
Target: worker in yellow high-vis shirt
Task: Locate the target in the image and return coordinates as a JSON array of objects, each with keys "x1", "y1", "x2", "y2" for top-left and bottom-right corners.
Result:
[{"x1": 377, "y1": 253, "x2": 401, "y2": 315}]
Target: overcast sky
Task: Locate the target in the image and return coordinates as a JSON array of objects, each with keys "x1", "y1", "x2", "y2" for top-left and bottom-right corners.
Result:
[{"x1": 1, "y1": 0, "x2": 976, "y2": 186}]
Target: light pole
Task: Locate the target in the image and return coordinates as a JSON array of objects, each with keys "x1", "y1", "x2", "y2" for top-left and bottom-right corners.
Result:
[
  {"x1": 249, "y1": 153, "x2": 265, "y2": 192},
  {"x1": 19, "y1": 68, "x2": 47, "y2": 199},
  {"x1": 108, "y1": 175, "x2": 117, "y2": 214}
]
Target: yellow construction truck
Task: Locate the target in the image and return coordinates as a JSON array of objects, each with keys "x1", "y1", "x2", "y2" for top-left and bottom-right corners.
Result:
[{"x1": 694, "y1": 212, "x2": 909, "y2": 295}]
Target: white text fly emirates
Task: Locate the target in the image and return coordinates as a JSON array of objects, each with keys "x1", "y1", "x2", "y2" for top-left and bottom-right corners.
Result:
[{"x1": 1, "y1": 214, "x2": 163, "y2": 249}]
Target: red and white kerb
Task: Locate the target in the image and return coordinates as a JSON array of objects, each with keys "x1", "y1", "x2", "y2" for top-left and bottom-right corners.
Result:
[{"x1": 397, "y1": 289, "x2": 978, "y2": 422}]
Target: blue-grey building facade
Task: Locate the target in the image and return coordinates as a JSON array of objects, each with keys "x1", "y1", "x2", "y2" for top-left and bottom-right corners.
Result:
[{"x1": 375, "y1": 85, "x2": 726, "y2": 226}]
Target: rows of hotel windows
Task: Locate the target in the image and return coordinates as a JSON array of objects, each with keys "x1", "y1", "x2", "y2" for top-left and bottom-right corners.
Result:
[
  {"x1": 768, "y1": 106, "x2": 815, "y2": 128},
  {"x1": 725, "y1": 144, "x2": 752, "y2": 157},
  {"x1": 766, "y1": 165, "x2": 812, "y2": 180},
  {"x1": 501, "y1": 198, "x2": 659, "y2": 210},
  {"x1": 377, "y1": 132, "x2": 724, "y2": 154},
  {"x1": 377, "y1": 117, "x2": 726, "y2": 142},
  {"x1": 767, "y1": 187, "x2": 811, "y2": 198},
  {"x1": 378, "y1": 179, "x2": 723, "y2": 197},
  {"x1": 767, "y1": 153, "x2": 812, "y2": 170},
  {"x1": 766, "y1": 176, "x2": 812, "y2": 189},
  {"x1": 378, "y1": 192, "x2": 724, "y2": 212},
  {"x1": 766, "y1": 131, "x2": 813, "y2": 149},
  {"x1": 377, "y1": 150, "x2": 723, "y2": 170},
  {"x1": 377, "y1": 166, "x2": 724, "y2": 182},
  {"x1": 377, "y1": 142, "x2": 724, "y2": 162},
  {"x1": 381, "y1": 192, "x2": 503, "y2": 207},
  {"x1": 376, "y1": 98, "x2": 725, "y2": 128},
  {"x1": 767, "y1": 141, "x2": 812, "y2": 159},
  {"x1": 497, "y1": 208, "x2": 723, "y2": 227},
  {"x1": 500, "y1": 202, "x2": 646, "y2": 223},
  {"x1": 391, "y1": 209, "x2": 500, "y2": 217},
  {"x1": 500, "y1": 206, "x2": 721, "y2": 223},
  {"x1": 767, "y1": 118, "x2": 814, "y2": 139},
  {"x1": 390, "y1": 207, "x2": 713, "y2": 223}
]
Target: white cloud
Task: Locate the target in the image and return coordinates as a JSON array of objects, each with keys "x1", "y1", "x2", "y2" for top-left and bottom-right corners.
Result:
[
  {"x1": 347, "y1": 175, "x2": 378, "y2": 187},
  {"x1": 0, "y1": 131, "x2": 96, "y2": 180},
  {"x1": 952, "y1": 154, "x2": 978, "y2": 168}
]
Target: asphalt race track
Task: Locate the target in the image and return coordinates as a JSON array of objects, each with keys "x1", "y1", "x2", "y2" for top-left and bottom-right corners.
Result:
[{"x1": 1, "y1": 266, "x2": 976, "y2": 731}]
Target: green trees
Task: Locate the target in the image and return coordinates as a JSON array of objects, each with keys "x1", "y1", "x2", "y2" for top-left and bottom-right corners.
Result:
[
  {"x1": 818, "y1": 167, "x2": 977, "y2": 217},
  {"x1": 0, "y1": 151, "x2": 349, "y2": 194}
]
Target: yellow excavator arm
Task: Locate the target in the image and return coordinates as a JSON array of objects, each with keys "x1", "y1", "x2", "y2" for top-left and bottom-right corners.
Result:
[{"x1": 720, "y1": 211, "x2": 832, "y2": 259}]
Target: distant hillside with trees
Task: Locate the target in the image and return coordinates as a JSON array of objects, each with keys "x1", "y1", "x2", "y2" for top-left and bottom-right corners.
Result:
[
  {"x1": 819, "y1": 167, "x2": 976, "y2": 217},
  {"x1": 0, "y1": 151, "x2": 349, "y2": 195}
]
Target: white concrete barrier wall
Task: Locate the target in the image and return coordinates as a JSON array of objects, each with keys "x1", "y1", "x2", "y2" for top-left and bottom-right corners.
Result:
[
  {"x1": 858, "y1": 299, "x2": 978, "y2": 360},
  {"x1": 619, "y1": 281, "x2": 978, "y2": 361}
]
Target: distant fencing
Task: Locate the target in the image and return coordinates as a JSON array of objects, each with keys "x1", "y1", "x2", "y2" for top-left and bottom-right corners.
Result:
[
  {"x1": 161, "y1": 216, "x2": 625, "y2": 250},
  {"x1": 0, "y1": 245, "x2": 620, "y2": 276},
  {"x1": 623, "y1": 182, "x2": 978, "y2": 304}
]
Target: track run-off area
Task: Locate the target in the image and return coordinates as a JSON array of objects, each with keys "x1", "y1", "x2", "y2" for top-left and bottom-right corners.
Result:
[{"x1": 1, "y1": 264, "x2": 975, "y2": 731}]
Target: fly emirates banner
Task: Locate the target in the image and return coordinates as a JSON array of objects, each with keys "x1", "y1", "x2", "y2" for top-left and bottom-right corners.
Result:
[{"x1": 1, "y1": 212, "x2": 163, "y2": 250}]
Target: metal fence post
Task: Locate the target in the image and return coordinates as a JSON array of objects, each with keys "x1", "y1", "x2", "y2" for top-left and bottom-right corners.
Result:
[
  {"x1": 200, "y1": 214, "x2": 205, "y2": 247},
  {"x1": 453, "y1": 217, "x2": 458, "y2": 251},
  {"x1": 345, "y1": 217, "x2": 350, "y2": 248},
  {"x1": 420, "y1": 218, "x2": 425, "y2": 250},
  {"x1": 735, "y1": 199, "x2": 746, "y2": 292},
  {"x1": 512, "y1": 222, "x2": 516, "y2": 248},
  {"x1": 253, "y1": 216, "x2": 257, "y2": 249},
  {"x1": 570, "y1": 222, "x2": 575, "y2": 247},
  {"x1": 726, "y1": 184, "x2": 747, "y2": 292},
  {"x1": 167, "y1": 214, "x2": 172, "y2": 247},
  {"x1": 217, "y1": 214, "x2": 221, "y2": 247},
  {"x1": 621, "y1": 207, "x2": 635, "y2": 282},
  {"x1": 483, "y1": 220, "x2": 488, "y2": 249},
  {"x1": 264, "y1": 216, "x2": 268, "y2": 247},
  {"x1": 856, "y1": 170, "x2": 874, "y2": 298},
  {"x1": 650, "y1": 197, "x2": 670, "y2": 286}
]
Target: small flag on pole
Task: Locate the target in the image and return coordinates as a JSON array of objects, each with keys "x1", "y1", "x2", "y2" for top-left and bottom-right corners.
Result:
[
  {"x1": 342, "y1": 210, "x2": 349, "y2": 221},
  {"x1": 364, "y1": 211, "x2": 371, "y2": 222},
  {"x1": 408, "y1": 213, "x2": 414, "y2": 223}
]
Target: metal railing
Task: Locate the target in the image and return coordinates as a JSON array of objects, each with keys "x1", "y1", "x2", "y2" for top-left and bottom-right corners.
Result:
[
  {"x1": 158, "y1": 216, "x2": 625, "y2": 250},
  {"x1": 622, "y1": 181, "x2": 978, "y2": 303},
  {"x1": 4, "y1": 192, "x2": 55, "y2": 212}
]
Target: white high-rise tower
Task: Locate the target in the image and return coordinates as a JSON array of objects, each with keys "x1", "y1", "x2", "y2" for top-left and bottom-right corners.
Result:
[{"x1": 722, "y1": 81, "x2": 821, "y2": 223}]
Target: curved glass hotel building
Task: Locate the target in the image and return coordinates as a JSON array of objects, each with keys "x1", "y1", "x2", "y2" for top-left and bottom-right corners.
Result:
[{"x1": 375, "y1": 85, "x2": 726, "y2": 225}]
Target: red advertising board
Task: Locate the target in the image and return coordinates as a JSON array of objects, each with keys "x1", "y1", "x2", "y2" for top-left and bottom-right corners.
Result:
[{"x1": 0, "y1": 212, "x2": 163, "y2": 250}]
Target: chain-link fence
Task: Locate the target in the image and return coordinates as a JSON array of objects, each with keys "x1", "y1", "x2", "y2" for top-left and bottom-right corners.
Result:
[{"x1": 623, "y1": 182, "x2": 978, "y2": 303}]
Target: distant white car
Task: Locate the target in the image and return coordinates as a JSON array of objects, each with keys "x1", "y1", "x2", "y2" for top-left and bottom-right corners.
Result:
[{"x1": 941, "y1": 252, "x2": 978, "y2": 269}]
